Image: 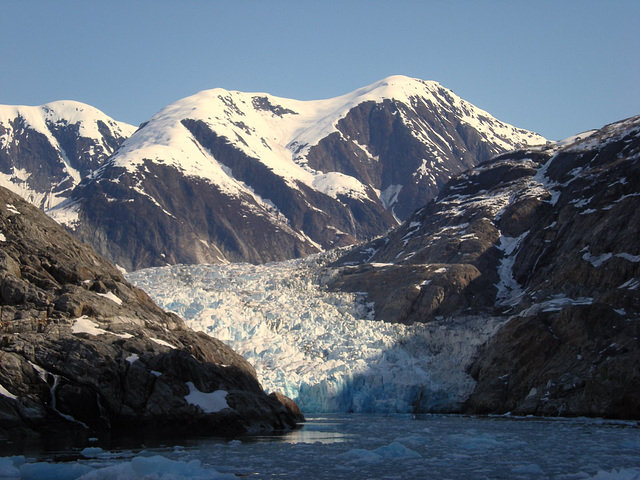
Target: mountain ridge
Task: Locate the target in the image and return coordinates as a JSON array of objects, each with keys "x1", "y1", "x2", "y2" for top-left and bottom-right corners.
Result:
[
  {"x1": 0, "y1": 185, "x2": 302, "y2": 438},
  {"x1": 0, "y1": 100, "x2": 135, "y2": 209},
  {"x1": 44, "y1": 75, "x2": 546, "y2": 270}
]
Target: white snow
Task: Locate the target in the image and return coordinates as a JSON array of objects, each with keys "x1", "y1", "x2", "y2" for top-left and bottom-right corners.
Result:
[
  {"x1": 582, "y1": 249, "x2": 640, "y2": 267},
  {"x1": 311, "y1": 172, "x2": 370, "y2": 200},
  {"x1": 532, "y1": 156, "x2": 562, "y2": 206},
  {"x1": 184, "y1": 382, "x2": 229, "y2": 413},
  {"x1": 580, "y1": 208, "x2": 597, "y2": 215},
  {"x1": 125, "y1": 353, "x2": 139, "y2": 364},
  {"x1": 495, "y1": 232, "x2": 528, "y2": 306},
  {"x1": 619, "y1": 278, "x2": 640, "y2": 290},
  {"x1": 0, "y1": 383, "x2": 17, "y2": 400},
  {"x1": 5, "y1": 204, "x2": 19, "y2": 215},
  {"x1": 518, "y1": 295, "x2": 594, "y2": 316},
  {"x1": 379, "y1": 184, "x2": 403, "y2": 209},
  {"x1": 85, "y1": 75, "x2": 544, "y2": 228},
  {"x1": 0, "y1": 101, "x2": 136, "y2": 209},
  {"x1": 150, "y1": 337, "x2": 176, "y2": 349},
  {"x1": 617, "y1": 253, "x2": 640, "y2": 263},
  {"x1": 96, "y1": 291, "x2": 123, "y2": 305},
  {"x1": 0, "y1": 168, "x2": 48, "y2": 207},
  {"x1": 46, "y1": 199, "x2": 82, "y2": 228},
  {"x1": 556, "y1": 129, "x2": 598, "y2": 146},
  {"x1": 583, "y1": 251, "x2": 614, "y2": 268},
  {"x1": 0, "y1": 101, "x2": 136, "y2": 145},
  {"x1": 71, "y1": 316, "x2": 111, "y2": 336},
  {"x1": 71, "y1": 315, "x2": 131, "y2": 339}
]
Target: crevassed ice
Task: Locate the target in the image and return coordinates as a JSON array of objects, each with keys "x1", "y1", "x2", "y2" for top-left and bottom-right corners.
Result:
[{"x1": 128, "y1": 253, "x2": 504, "y2": 413}]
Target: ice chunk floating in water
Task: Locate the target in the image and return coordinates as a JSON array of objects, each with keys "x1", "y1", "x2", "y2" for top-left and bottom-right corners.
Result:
[
  {"x1": 2, "y1": 414, "x2": 638, "y2": 479},
  {"x1": 128, "y1": 254, "x2": 505, "y2": 413}
]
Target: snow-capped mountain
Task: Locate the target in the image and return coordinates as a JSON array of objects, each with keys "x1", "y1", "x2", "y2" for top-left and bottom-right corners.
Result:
[
  {"x1": 0, "y1": 101, "x2": 135, "y2": 208},
  {"x1": 50, "y1": 75, "x2": 545, "y2": 270},
  {"x1": 331, "y1": 115, "x2": 640, "y2": 320}
]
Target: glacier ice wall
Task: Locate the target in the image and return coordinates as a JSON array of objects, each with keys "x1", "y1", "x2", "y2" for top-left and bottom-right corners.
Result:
[{"x1": 128, "y1": 254, "x2": 504, "y2": 413}]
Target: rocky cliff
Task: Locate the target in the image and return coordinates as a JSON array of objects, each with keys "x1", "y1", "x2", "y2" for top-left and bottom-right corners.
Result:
[
  {"x1": 328, "y1": 116, "x2": 640, "y2": 418},
  {"x1": 0, "y1": 186, "x2": 302, "y2": 440}
]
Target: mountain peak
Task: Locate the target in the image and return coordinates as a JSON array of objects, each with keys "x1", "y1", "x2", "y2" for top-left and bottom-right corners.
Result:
[
  {"x1": 50, "y1": 77, "x2": 547, "y2": 270},
  {"x1": 354, "y1": 75, "x2": 441, "y2": 98},
  {"x1": 0, "y1": 101, "x2": 135, "y2": 209},
  {"x1": 0, "y1": 101, "x2": 136, "y2": 139}
]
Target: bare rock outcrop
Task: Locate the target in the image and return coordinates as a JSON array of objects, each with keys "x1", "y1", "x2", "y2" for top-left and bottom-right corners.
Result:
[{"x1": 0, "y1": 186, "x2": 303, "y2": 440}]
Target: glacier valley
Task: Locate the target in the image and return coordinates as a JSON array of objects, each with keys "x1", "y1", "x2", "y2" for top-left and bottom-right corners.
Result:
[{"x1": 127, "y1": 252, "x2": 506, "y2": 414}]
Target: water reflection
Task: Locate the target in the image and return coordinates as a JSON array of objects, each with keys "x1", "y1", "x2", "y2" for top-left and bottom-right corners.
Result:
[
  {"x1": 247, "y1": 418, "x2": 356, "y2": 445},
  {"x1": 0, "y1": 416, "x2": 355, "y2": 459}
]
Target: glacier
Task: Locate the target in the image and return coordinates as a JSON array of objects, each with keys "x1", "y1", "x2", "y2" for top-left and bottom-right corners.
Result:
[{"x1": 127, "y1": 252, "x2": 505, "y2": 413}]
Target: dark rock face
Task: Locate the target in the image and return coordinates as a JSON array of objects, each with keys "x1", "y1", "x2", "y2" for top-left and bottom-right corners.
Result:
[
  {"x1": 180, "y1": 119, "x2": 394, "y2": 257},
  {"x1": 0, "y1": 187, "x2": 302, "y2": 439},
  {"x1": 306, "y1": 95, "x2": 510, "y2": 220},
  {"x1": 465, "y1": 305, "x2": 640, "y2": 419},
  {"x1": 328, "y1": 116, "x2": 640, "y2": 418},
  {"x1": 61, "y1": 160, "x2": 321, "y2": 271}
]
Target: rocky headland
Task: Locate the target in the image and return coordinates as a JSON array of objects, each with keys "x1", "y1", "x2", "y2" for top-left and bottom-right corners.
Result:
[{"x1": 0, "y1": 186, "x2": 303, "y2": 440}]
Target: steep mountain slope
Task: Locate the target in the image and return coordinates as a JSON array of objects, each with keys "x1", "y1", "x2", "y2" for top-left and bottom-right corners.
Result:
[
  {"x1": 328, "y1": 115, "x2": 640, "y2": 418},
  {"x1": 50, "y1": 76, "x2": 545, "y2": 270},
  {"x1": 0, "y1": 186, "x2": 302, "y2": 439},
  {"x1": 0, "y1": 102, "x2": 136, "y2": 208}
]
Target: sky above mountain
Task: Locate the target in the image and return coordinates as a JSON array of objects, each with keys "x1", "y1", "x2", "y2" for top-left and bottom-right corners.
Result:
[{"x1": 2, "y1": 0, "x2": 638, "y2": 141}]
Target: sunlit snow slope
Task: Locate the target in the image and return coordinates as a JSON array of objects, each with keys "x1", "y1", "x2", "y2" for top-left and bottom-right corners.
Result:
[
  {"x1": 0, "y1": 101, "x2": 135, "y2": 209},
  {"x1": 54, "y1": 75, "x2": 546, "y2": 270},
  {"x1": 108, "y1": 75, "x2": 544, "y2": 197}
]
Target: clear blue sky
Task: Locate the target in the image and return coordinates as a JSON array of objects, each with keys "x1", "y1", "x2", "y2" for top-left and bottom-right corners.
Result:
[{"x1": 2, "y1": 0, "x2": 638, "y2": 140}]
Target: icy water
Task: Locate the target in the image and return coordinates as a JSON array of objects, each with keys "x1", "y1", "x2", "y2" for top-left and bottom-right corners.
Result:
[{"x1": 1, "y1": 414, "x2": 639, "y2": 479}]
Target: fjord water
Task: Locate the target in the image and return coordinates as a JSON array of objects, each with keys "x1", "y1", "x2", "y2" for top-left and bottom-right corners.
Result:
[
  {"x1": 171, "y1": 414, "x2": 640, "y2": 479},
  {"x1": 2, "y1": 414, "x2": 639, "y2": 479}
]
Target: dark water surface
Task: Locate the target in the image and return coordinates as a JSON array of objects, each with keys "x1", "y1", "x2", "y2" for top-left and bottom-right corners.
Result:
[{"x1": 1, "y1": 414, "x2": 639, "y2": 479}]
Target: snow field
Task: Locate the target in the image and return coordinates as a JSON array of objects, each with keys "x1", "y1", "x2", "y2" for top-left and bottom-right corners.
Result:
[{"x1": 128, "y1": 253, "x2": 504, "y2": 413}]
